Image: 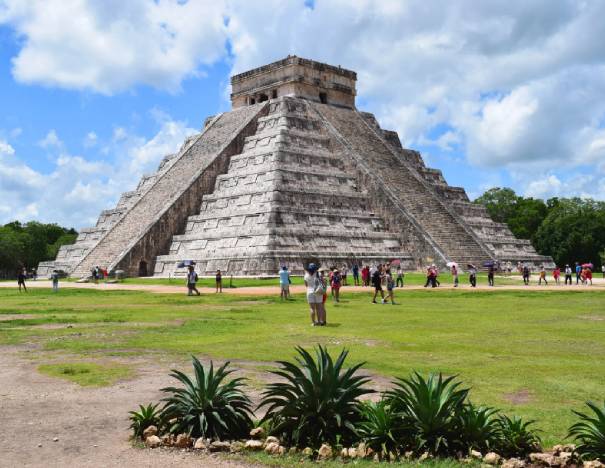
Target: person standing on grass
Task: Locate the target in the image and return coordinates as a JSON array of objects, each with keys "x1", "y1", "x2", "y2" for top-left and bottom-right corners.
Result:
[
  {"x1": 575, "y1": 262, "x2": 581, "y2": 284},
  {"x1": 318, "y1": 270, "x2": 328, "y2": 326},
  {"x1": 352, "y1": 264, "x2": 359, "y2": 286},
  {"x1": 553, "y1": 266, "x2": 561, "y2": 285},
  {"x1": 371, "y1": 266, "x2": 385, "y2": 303},
  {"x1": 468, "y1": 265, "x2": 477, "y2": 287},
  {"x1": 304, "y1": 263, "x2": 322, "y2": 326},
  {"x1": 361, "y1": 265, "x2": 369, "y2": 286},
  {"x1": 341, "y1": 265, "x2": 348, "y2": 286},
  {"x1": 17, "y1": 268, "x2": 27, "y2": 292},
  {"x1": 51, "y1": 270, "x2": 59, "y2": 293},
  {"x1": 487, "y1": 264, "x2": 495, "y2": 287},
  {"x1": 522, "y1": 265, "x2": 530, "y2": 285},
  {"x1": 215, "y1": 269, "x2": 223, "y2": 293},
  {"x1": 538, "y1": 265, "x2": 548, "y2": 285},
  {"x1": 186, "y1": 265, "x2": 200, "y2": 296},
  {"x1": 451, "y1": 264, "x2": 459, "y2": 287},
  {"x1": 564, "y1": 264, "x2": 572, "y2": 285},
  {"x1": 382, "y1": 269, "x2": 396, "y2": 304},
  {"x1": 330, "y1": 268, "x2": 342, "y2": 303},
  {"x1": 279, "y1": 266, "x2": 290, "y2": 300},
  {"x1": 396, "y1": 266, "x2": 404, "y2": 287},
  {"x1": 602, "y1": 264, "x2": 605, "y2": 279}
]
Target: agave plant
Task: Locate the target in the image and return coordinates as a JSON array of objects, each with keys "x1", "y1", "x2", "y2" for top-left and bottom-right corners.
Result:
[
  {"x1": 129, "y1": 402, "x2": 162, "y2": 439},
  {"x1": 160, "y1": 356, "x2": 253, "y2": 439},
  {"x1": 495, "y1": 414, "x2": 541, "y2": 458},
  {"x1": 455, "y1": 403, "x2": 500, "y2": 453},
  {"x1": 258, "y1": 345, "x2": 373, "y2": 448},
  {"x1": 386, "y1": 372, "x2": 469, "y2": 456},
  {"x1": 357, "y1": 400, "x2": 404, "y2": 459},
  {"x1": 568, "y1": 401, "x2": 605, "y2": 461}
]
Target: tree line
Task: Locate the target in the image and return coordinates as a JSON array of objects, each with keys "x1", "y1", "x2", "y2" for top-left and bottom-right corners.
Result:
[
  {"x1": 0, "y1": 221, "x2": 77, "y2": 278},
  {"x1": 474, "y1": 188, "x2": 605, "y2": 269}
]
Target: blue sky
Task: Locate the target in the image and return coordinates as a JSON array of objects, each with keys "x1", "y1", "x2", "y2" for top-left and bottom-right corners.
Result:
[{"x1": 1, "y1": 0, "x2": 604, "y2": 229}]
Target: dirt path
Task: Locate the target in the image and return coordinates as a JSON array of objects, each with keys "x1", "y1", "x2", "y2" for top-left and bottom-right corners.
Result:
[
  {"x1": 1, "y1": 278, "x2": 603, "y2": 295},
  {"x1": 0, "y1": 350, "x2": 254, "y2": 468}
]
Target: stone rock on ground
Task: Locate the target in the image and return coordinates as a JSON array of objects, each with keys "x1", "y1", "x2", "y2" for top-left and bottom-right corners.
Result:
[
  {"x1": 208, "y1": 441, "x2": 231, "y2": 452},
  {"x1": 264, "y1": 436, "x2": 279, "y2": 446},
  {"x1": 230, "y1": 441, "x2": 245, "y2": 453},
  {"x1": 264, "y1": 442, "x2": 279, "y2": 455},
  {"x1": 249, "y1": 427, "x2": 265, "y2": 439},
  {"x1": 244, "y1": 440, "x2": 263, "y2": 451},
  {"x1": 530, "y1": 453, "x2": 556, "y2": 466},
  {"x1": 340, "y1": 447, "x2": 349, "y2": 458},
  {"x1": 471, "y1": 450, "x2": 483, "y2": 459},
  {"x1": 484, "y1": 452, "x2": 502, "y2": 465},
  {"x1": 317, "y1": 444, "x2": 332, "y2": 459},
  {"x1": 174, "y1": 434, "x2": 193, "y2": 448},
  {"x1": 347, "y1": 447, "x2": 357, "y2": 458},
  {"x1": 160, "y1": 434, "x2": 175, "y2": 447},
  {"x1": 356, "y1": 442, "x2": 368, "y2": 458},
  {"x1": 502, "y1": 458, "x2": 526, "y2": 468},
  {"x1": 142, "y1": 425, "x2": 157, "y2": 439},
  {"x1": 193, "y1": 438, "x2": 206, "y2": 450},
  {"x1": 583, "y1": 461, "x2": 605, "y2": 468},
  {"x1": 145, "y1": 435, "x2": 161, "y2": 448},
  {"x1": 302, "y1": 447, "x2": 313, "y2": 457}
]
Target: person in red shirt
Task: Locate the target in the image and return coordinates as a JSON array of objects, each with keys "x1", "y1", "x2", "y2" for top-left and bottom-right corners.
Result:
[{"x1": 553, "y1": 266, "x2": 561, "y2": 285}]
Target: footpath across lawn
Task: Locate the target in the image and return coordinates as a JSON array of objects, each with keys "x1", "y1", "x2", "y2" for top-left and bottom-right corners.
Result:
[{"x1": 0, "y1": 286, "x2": 603, "y2": 446}]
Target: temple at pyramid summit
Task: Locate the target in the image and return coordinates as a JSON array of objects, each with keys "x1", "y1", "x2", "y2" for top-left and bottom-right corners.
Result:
[{"x1": 38, "y1": 56, "x2": 554, "y2": 278}]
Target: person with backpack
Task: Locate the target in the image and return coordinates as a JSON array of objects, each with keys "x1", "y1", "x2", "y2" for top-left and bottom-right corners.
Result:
[
  {"x1": 187, "y1": 265, "x2": 200, "y2": 296},
  {"x1": 383, "y1": 269, "x2": 397, "y2": 304},
  {"x1": 371, "y1": 266, "x2": 385, "y2": 303},
  {"x1": 468, "y1": 265, "x2": 477, "y2": 287},
  {"x1": 279, "y1": 266, "x2": 291, "y2": 300},
  {"x1": 330, "y1": 268, "x2": 342, "y2": 303}
]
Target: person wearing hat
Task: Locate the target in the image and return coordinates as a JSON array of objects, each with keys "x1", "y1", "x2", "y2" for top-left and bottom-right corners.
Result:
[
  {"x1": 279, "y1": 265, "x2": 291, "y2": 300},
  {"x1": 186, "y1": 265, "x2": 200, "y2": 296},
  {"x1": 564, "y1": 264, "x2": 572, "y2": 285},
  {"x1": 304, "y1": 263, "x2": 324, "y2": 326},
  {"x1": 330, "y1": 268, "x2": 342, "y2": 303}
]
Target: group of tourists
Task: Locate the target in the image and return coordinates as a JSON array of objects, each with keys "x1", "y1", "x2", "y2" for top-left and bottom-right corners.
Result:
[
  {"x1": 185, "y1": 265, "x2": 223, "y2": 295},
  {"x1": 519, "y1": 262, "x2": 599, "y2": 286}
]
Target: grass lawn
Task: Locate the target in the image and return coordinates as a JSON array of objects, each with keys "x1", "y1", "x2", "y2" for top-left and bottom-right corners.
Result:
[{"x1": 1, "y1": 286, "x2": 603, "y2": 447}]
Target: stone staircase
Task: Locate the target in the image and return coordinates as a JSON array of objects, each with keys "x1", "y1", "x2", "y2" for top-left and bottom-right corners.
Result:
[{"x1": 70, "y1": 103, "x2": 266, "y2": 277}]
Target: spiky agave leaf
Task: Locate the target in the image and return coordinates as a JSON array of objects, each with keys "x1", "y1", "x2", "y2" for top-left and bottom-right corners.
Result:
[
  {"x1": 357, "y1": 400, "x2": 405, "y2": 458},
  {"x1": 129, "y1": 402, "x2": 161, "y2": 438},
  {"x1": 160, "y1": 356, "x2": 253, "y2": 439},
  {"x1": 259, "y1": 345, "x2": 373, "y2": 448},
  {"x1": 455, "y1": 403, "x2": 500, "y2": 453},
  {"x1": 495, "y1": 414, "x2": 541, "y2": 458},
  {"x1": 385, "y1": 372, "x2": 469, "y2": 456},
  {"x1": 568, "y1": 401, "x2": 605, "y2": 461}
]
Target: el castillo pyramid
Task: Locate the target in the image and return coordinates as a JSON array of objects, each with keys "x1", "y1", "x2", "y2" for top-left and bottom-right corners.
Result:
[{"x1": 38, "y1": 56, "x2": 553, "y2": 278}]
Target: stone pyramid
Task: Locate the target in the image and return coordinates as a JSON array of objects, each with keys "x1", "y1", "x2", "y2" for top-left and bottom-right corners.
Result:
[{"x1": 38, "y1": 56, "x2": 553, "y2": 278}]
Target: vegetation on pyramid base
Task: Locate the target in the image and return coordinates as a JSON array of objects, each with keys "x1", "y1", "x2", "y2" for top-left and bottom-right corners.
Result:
[
  {"x1": 258, "y1": 345, "x2": 373, "y2": 448},
  {"x1": 568, "y1": 401, "x2": 605, "y2": 462},
  {"x1": 455, "y1": 403, "x2": 501, "y2": 454},
  {"x1": 160, "y1": 356, "x2": 253, "y2": 439},
  {"x1": 494, "y1": 415, "x2": 542, "y2": 458},
  {"x1": 129, "y1": 403, "x2": 162, "y2": 439}
]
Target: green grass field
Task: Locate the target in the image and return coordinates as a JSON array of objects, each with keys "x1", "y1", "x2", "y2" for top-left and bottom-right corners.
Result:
[{"x1": 1, "y1": 286, "x2": 604, "y2": 447}]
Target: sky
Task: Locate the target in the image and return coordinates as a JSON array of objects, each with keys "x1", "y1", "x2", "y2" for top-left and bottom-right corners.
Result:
[{"x1": 0, "y1": 0, "x2": 604, "y2": 230}]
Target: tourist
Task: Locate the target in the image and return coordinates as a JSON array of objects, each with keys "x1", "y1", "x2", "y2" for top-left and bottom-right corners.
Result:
[
  {"x1": 341, "y1": 265, "x2": 348, "y2": 286},
  {"x1": 396, "y1": 266, "x2": 404, "y2": 287},
  {"x1": 330, "y1": 268, "x2": 342, "y2": 302},
  {"x1": 361, "y1": 265, "x2": 370, "y2": 286},
  {"x1": 318, "y1": 269, "x2": 328, "y2": 326},
  {"x1": 352, "y1": 264, "x2": 360, "y2": 286},
  {"x1": 538, "y1": 265, "x2": 548, "y2": 285},
  {"x1": 383, "y1": 269, "x2": 396, "y2": 304},
  {"x1": 371, "y1": 266, "x2": 385, "y2": 303},
  {"x1": 468, "y1": 265, "x2": 477, "y2": 288},
  {"x1": 564, "y1": 264, "x2": 572, "y2": 285},
  {"x1": 279, "y1": 266, "x2": 290, "y2": 300},
  {"x1": 434, "y1": 265, "x2": 441, "y2": 287},
  {"x1": 602, "y1": 264, "x2": 605, "y2": 279},
  {"x1": 186, "y1": 265, "x2": 200, "y2": 296},
  {"x1": 17, "y1": 268, "x2": 27, "y2": 292},
  {"x1": 451, "y1": 264, "x2": 459, "y2": 287},
  {"x1": 304, "y1": 263, "x2": 322, "y2": 326},
  {"x1": 32, "y1": 268, "x2": 37, "y2": 281},
  {"x1": 424, "y1": 265, "x2": 437, "y2": 288},
  {"x1": 553, "y1": 266, "x2": 561, "y2": 285},
  {"x1": 487, "y1": 264, "x2": 495, "y2": 287},
  {"x1": 51, "y1": 269, "x2": 60, "y2": 292},
  {"x1": 215, "y1": 269, "x2": 223, "y2": 293},
  {"x1": 522, "y1": 265, "x2": 530, "y2": 285},
  {"x1": 575, "y1": 262, "x2": 581, "y2": 285}
]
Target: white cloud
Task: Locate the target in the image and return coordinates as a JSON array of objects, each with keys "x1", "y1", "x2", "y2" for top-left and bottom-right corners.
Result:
[
  {"x1": 83, "y1": 131, "x2": 98, "y2": 148},
  {"x1": 0, "y1": 0, "x2": 228, "y2": 94},
  {"x1": 38, "y1": 129, "x2": 62, "y2": 148},
  {"x1": 112, "y1": 127, "x2": 127, "y2": 142},
  {"x1": 0, "y1": 117, "x2": 197, "y2": 227},
  {"x1": 0, "y1": 139, "x2": 15, "y2": 155}
]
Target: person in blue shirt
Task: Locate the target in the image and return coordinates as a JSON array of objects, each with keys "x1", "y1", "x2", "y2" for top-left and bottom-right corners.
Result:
[
  {"x1": 352, "y1": 264, "x2": 360, "y2": 286},
  {"x1": 279, "y1": 266, "x2": 291, "y2": 300},
  {"x1": 575, "y1": 262, "x2": 582, "y2": 285}
]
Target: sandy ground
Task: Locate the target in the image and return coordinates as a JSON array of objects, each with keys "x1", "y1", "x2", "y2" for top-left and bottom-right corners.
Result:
[
  {"x1": 1, "y1": 277, "x2": 604, "y2": 295},
  {"x1": 0, "y1": 349, "x2": 260, "y2": 468}
]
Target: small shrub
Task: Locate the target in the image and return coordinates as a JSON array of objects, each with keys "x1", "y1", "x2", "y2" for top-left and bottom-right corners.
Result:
[
  {"x1": 495, "y1": 415, "x2": 541, "y2": 458},
  {"x1": 568, "y1": 401, "x2": 605, "y2": 461},
  {"x1": 455, "y1": 403, "x2": 500, "y2": 453},
  {"x1": 357, "y1": 400, "x2": 403, "y2": 459},
  {"x1": 129, "y1": 402, "x2": 161, "y2": 439},
  {"x1": 259, "y1": 345, "x2": 373, "y2": 448},
  {"x1": 386, "y1": 372, "x2": 469, "y2": 456},
  {"x1": 160, "y1": 356, "x2": 253, "y2": 439}
]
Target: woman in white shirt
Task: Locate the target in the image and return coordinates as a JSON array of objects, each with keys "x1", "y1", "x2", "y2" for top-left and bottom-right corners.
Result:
[{"x1": 304, "y1": 263, "x2": 323, "y2": 326}]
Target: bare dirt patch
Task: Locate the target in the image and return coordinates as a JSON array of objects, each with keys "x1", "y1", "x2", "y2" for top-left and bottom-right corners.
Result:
[
  {"x1": 503, "y1": 388, "x2": 534, "y2": 405},
  {"x1": 578, "y1": 315, "x2": 604, "y2": 321}
]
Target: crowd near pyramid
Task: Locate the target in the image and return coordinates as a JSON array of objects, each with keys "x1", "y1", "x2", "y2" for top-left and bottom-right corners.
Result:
[{"x1": 38, "y1": 56, "x2": 553, "y2": 278}]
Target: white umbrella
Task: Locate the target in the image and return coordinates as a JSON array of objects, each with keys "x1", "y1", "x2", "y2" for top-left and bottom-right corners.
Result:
[{"x1": 446, "y1": 261, "x2": 458, "y2": 268}]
